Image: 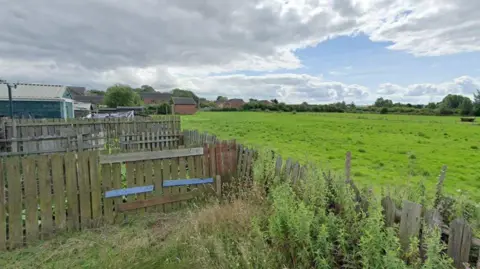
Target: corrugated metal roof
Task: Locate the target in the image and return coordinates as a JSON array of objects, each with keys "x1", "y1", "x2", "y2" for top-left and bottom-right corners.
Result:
[
  {"x1": 73, "y1": 95, "x2": 104, "y2": 104},
  {"x1": 0, "y1": 83, "x2": 68, "y2": 99},
  {"x1": 172, "y1": 97, "x2": 196, "y2": 105}
]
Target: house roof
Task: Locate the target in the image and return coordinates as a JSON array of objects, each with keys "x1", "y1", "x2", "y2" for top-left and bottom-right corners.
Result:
[
  {"x1": 0, "y1": 83, "x2": 69, "y2": 100},
  {"x1": 67, "y1": 86, "x2": 86, "y2": 96},
  {"x1": 73, "y1": 95, "x2": 104, "y2": 104},
  {"x1": 227, "y1": 98, "x2": 245, "y2": 103},
  {"x1": 140, "y1": 92, "x2": 172, "y2": 101},
  {"x1": 172, "y1": 97, "x2": 196, "y2": 105}
]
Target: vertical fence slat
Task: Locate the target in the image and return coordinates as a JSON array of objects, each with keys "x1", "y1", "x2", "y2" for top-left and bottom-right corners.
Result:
[
  {"x1": 178, "y1": 157, "x2": 187, "y2": 208},
  {"x1": 153, "y1": 160, "x2": 163, "y2": 212},
  {"x1": 6, "y1": 157, "x2": 22, "y2": 249},
  {"x1": 170, "y1": 158, "x2": 179, "y2": 209},
  {"x1": 447, "y1": 218, "x2": 472, "y2": 269},
  {"x1": 399, "y1": 201, "x2": 422, "y2": 252},
  {"x1": 23, "y1": 156, "x2": 38, "y2": 245},
  {"x1": 78, "y1": 152, "x2": 91, "y2": 229},
  {"x1": 89, "y1": 151, "x2": 101, "y2": 224},
  {"x1": 0, "y1": 159, "x2": 5, "y2": 250},
  {"x1": 102, "y1": 163, "x2": 114, "y2": 224},
  {"x1": 135, "y1": 161, "x2": 145, "y2": 215},
  {"x1": 381, "y1": 196, "x2": 396, "y2": 227},
  {"x1": 162, "y1": 159, "x2": 172, "y2": 212},
  {"x1": 65, "y1": 152, "x2": 79, "y2": 231},
  {"x1": 38, "y1": 156, "x2": 53, "y2": 239},
  {"x1": 125, "y1": 161, "x2": 135, "y2": 217},
  {"x1": 51, "y1": 154, "x2": 66, "y2": 231},
  {"x1": 144, "y1": 160, "x2": 154, "y2": 212},
  {"x1": 111, "y1": 163, "x2": 123, "y2": 223}
]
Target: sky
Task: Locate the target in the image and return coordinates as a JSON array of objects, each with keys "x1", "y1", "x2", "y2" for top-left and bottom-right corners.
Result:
[{"x1": 0, "y1": 0, "x2": 479, "y2": 104}]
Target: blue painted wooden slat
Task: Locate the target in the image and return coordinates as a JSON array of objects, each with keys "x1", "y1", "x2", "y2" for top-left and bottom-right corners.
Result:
[
  {"x1": 163, "y1": 178, "x2": 213, "y2": 187},
  {"x1": 105, "y1": 185, "x2": 154, "y2": 198}
]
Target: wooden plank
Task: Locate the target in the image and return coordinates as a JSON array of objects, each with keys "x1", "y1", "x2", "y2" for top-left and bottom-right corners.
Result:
[
  {"x1": 153, "y1": 159, "x2": 163, "y2": 212},
  {"x1": 144, "y1": 160, "x2": 154, "y2": 212},
  {"x1": 118, "y1": 191, "x2": 200, "y2": 212},
  {"x1": 381, "y1": 196, "x2": 396, "y2": 227},
  {"x1": 399, "y1": 200, "x2": 422, "y2": 252},
  {"x1": 163, "y1": 178, "x2": 214, "y2": 187},
  {"x1": 6, "y1": 157, "x2": 22, "y2": 248},
  {"x1": 447, "y1": 218, "x2": 472, "y2": 269},
  {"x1": 275, "y1": 155, "x2": 283, "y2": 178},
  {"x1": 105, "y1": 185, "x2": 154, "y2": 198},
  {"x1": 99, "y1": 147, "x2": 204, "y2": 164},
  {"x1": 38, "y1": 155, "x2": 53, "y2": 239},
  {"x1": 125, "y1": 161, "x2": 136, "y2": 216},
  {"x1": 22, "y1": 156, "x2": 38, "y2": 245},
  {"x1": 241, "y1": 148, "x2": 249, "y2": 179},
  {"x1": 209, "y1": 144, "x2": 217, "y2": 177},
  {"x1": 111, "y1": 163, "x2": 123, "y2": 223},
  {"x1": 178, "y1": 157, "x2": 187, "y2": 208},
  {"x1": 162, "y1": 159, "x2": 172, "y2": 212},
  {"x1": 77, "y1": 151, "x2": 91, "y2": 229},
  {"x1": 135, "y1": 161, "x2": 145, "y2": 215},
  {"x1": 236, "y1": 144, "x2": 244, "y2": 178},
  {"x1": 65, "y1": 152, "x2": 79, "y2": 231},
  {"x1": 0, "y1": 159, "x2": 6, "y2": 250},
  {"x1": 101, "y1": 164, "x2": 114, "y2": 224},
  {"x1": 51, "y1": 154, "x2": 66, "y2": 231},
  {"x1": 170, "y1": 158, "x2": 179, "y2": 209},
  {"x1": 187, "y1": 156, "x2": 195, "y2": 179},
  {"x1": 89, "y1": 151, "x2": 102, "y2": 225}
]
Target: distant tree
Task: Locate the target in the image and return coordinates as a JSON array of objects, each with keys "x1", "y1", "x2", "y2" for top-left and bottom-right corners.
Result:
[
  {"x1": 249, "y1": 98, "x2": 258, "y2": 103},
  {"x1": 459, "y1": 98, "x2": 473, "y2": 116},
  {"x1": 374, "y1": 97, "x2": 393, "y2": 107},
  {"x1": 441, "y1": 94, "x2": 470, "y2": 109},
  {"x1": 104, "y1": 84, "x2": 142, "y2": 108},
  {"x1": 86, "y1": 89, "x2": 105, "y2": 96},
  {"x1": 171, "y1": 88, "x2": 199, "y2": 105},
  {"x1": 216, "y1": 96, "x2": 228, "y2": 102},
  {"x1": 271, "y1": 99, "x2": 279, "y2": 104},
  {"x1": 134, "y1": 85, "x2": 156, "y2": 93},
  {"x1": 380, "y1": 107, "x2": 388, "y2": 114},
  {"x1": 474, "y1": 90, "x2": 480, "y2": 105},
  {"x1": 426, "y1": 102, "x2": 437, "y2": 109}
]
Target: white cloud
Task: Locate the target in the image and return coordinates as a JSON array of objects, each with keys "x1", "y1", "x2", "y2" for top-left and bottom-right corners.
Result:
[
  {"x1": 375, "y1": 76, "x2": 480, "y2": 103},
  {"x1": 0, "y1": 0, "x2": 479, "y2": 104}
]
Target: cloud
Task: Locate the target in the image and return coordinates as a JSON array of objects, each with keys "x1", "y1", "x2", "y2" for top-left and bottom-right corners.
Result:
[
  {"x1": 0, "y1": 0, "x2": 479, "y2": 105},
  {"x1": 182, "y1": 73, "x2": 370, "y2": 104},
  {"x1": 375, "y1": 76, "x2": 480, "y2": 103}
]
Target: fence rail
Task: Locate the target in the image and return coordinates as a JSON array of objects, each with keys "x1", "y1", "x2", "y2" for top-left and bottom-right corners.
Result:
[{"x1": 0, "y1": 116, "x2": 181, "y2": 156}]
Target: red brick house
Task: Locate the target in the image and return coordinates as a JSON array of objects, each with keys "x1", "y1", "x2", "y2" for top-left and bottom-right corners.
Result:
[
  {"x1": 140, "y1": 92, "x2": 172, "y2": 104},
  {"x1": 172, "y1": 97, "x2": 197, "y2": 115},
  {"x1": 224, "y1": 98, "x2": 245, "y2": 109}
]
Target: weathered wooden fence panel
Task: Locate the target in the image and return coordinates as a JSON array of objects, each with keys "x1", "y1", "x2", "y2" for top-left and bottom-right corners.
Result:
[
  {"x1": 0, "y1": 117, "x2": 181, "y2": 156},
  {"x1": 0, "y1": 140, "x2": 230, "y2": 250}
]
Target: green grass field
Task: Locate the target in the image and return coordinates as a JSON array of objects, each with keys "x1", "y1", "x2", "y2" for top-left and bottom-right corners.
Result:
[{"x1": 183, "y1": 112, "x2": 480, "y2": 201}]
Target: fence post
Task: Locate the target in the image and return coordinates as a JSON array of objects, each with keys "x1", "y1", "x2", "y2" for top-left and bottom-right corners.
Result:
[
  {"x1": 399, "y1": 200, "x2": 422, "y2": 253},
  {"x1": 447, "y1": 218, "x2": 472, "y2": 268},
  {"x1": 381, "y1": 196, "x2": 396, "y2": 227},
  {"x1": 345, "y1": 151, "x2": 351, "y2": 183},
  {"x1": 11, "y1": 120, "x2": 17, "y2": 153}
]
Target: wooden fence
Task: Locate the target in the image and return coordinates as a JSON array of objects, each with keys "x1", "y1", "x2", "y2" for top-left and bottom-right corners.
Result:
[
  {"x1": 0, "y1": 116, "x2": 181, "y2": 156},
  {"x1": 184, "y1": 129, "x2": 480, "y2": 269},
  {"x1": 0, "y1": 140, "x2": 238, "y2": 250}
]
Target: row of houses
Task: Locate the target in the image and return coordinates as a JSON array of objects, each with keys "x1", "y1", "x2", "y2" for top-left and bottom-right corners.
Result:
[{"x1": 0, "y1": 83, "x2": 198, "y2": 119}]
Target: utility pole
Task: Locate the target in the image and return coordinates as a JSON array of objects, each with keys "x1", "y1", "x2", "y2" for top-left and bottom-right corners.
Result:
[{"x1": 2, "y1": 81, "x2": 17, "y2": 118}]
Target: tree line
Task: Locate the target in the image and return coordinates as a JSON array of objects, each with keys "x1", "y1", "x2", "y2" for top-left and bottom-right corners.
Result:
[{"x1": 209, "y1": 91, "x2": 480, "y2": 116}]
